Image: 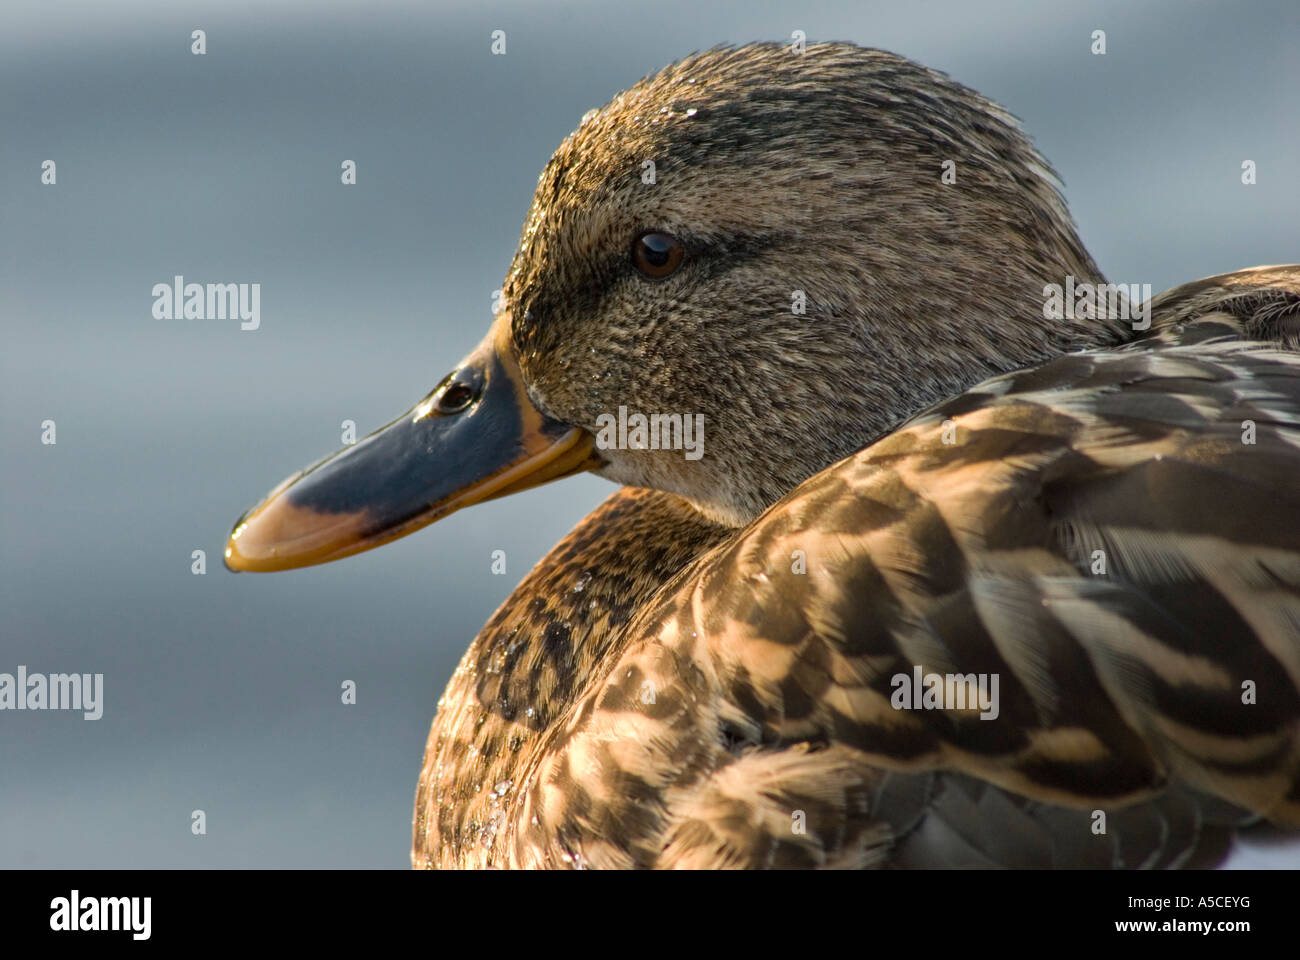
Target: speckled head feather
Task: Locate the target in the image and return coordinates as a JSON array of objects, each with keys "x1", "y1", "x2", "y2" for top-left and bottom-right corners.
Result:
[{"x1": 502, "y1": 42, "x2": 1122, "y2": 526}]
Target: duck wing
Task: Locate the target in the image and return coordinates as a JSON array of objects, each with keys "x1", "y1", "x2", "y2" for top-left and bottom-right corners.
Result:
[{"x1": 509, "y1": 267, "x2": 1300, "y2": 868}]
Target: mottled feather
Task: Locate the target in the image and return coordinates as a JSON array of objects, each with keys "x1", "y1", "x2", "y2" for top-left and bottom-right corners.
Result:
[{"x1": 415, "y1": 268, "x2": 1300, "y2": 868}]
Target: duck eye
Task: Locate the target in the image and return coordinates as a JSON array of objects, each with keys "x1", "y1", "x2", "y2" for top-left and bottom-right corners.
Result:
[
  {"x1": 432, "y1": 367, "x2": 483, "y2": 415},
  {"x1": 631, "y1": 231, "x2": 685, "y2": 280}
]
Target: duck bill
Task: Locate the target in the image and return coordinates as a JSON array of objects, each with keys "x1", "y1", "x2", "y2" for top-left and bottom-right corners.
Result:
[{"x1": 224, "y1": 321, "x2": 598, "y2": 572}]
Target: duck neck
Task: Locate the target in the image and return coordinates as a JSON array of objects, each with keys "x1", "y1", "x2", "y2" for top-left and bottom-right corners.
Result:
[{"x1": 412, "y1": 486, "x2": 730, "y2": 867}]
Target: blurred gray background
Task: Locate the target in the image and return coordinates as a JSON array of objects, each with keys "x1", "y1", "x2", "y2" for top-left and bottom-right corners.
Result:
[{"x1": 2, "y1": 0, "x2": 1297, "y2": 868}]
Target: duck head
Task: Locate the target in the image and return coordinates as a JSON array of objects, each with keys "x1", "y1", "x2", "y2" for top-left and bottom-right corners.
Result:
[{"x1": 226, "y1": 42, "x2": 1121, "y2": 572}]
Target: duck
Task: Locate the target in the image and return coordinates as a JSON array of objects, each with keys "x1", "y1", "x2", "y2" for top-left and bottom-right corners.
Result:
[{"x1": 224, "y1": 42, "x2": 1300, "y2": 869}]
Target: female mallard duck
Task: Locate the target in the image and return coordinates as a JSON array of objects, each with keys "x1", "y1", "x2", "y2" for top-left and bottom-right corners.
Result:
[{"x1": 225, "y1": 43, "x2": 1300, "y2": 868}]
